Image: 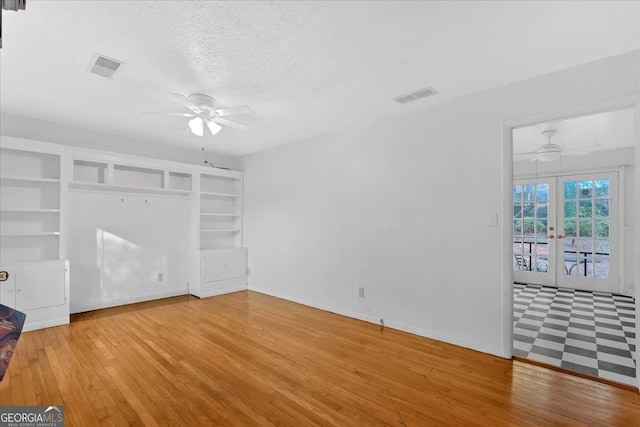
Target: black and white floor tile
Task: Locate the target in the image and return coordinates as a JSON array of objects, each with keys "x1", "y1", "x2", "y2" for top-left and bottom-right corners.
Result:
[{"x1": 513, "y1": 283, "x2": 636, "y2": 387}]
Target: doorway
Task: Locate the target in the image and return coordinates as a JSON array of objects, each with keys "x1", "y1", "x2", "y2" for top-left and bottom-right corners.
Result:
[
  {"x1": 508, "y1": 107, "x2": 637, "y2": 388},
  {"x1": 513, "y1": 171, "x2": 620, "y2": 294}
]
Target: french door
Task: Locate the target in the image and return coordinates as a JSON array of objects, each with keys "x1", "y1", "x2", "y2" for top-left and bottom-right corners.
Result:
[{"x1": 513, "y1": 172, "x2": 619, "y2": 293}]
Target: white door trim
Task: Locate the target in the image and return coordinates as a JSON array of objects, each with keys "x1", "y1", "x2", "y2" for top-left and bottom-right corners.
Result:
[{"x1": 501, "y1": 95, "x2": 640, "y2": 392}]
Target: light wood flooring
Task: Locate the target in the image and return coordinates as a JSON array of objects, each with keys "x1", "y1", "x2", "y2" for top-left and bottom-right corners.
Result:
[{"x1": 1, "y1": 291, "x2": 640, "y2": 426}]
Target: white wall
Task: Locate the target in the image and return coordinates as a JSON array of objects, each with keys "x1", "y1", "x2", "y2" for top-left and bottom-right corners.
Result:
[
  {"x1": 515, "y1": 147, "x2": 636, "y2": 296},
  {"x1": 0, "y1": 112, "x2": 241, "y2": 170},
  {"x1": 241, "y1": 51, "x2": 640, "y2": 357},
  {"x1": 66, "y1": 191, "x2": 193, "y2": 313}
]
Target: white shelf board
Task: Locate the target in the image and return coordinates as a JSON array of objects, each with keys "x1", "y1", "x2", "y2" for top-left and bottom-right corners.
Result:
[
  {"x1": 200, "y1": 213, "x2": 240, "y2": 217},
  {"x1": 0, "y1": 176, "x2": 60, "y2": 184},
  {"x1": 69, "y1": 181, "x2": 193, "y2": 196},
  {"x1": 200, "y1": 191, "x2": 240, "y2": 198},
  {"x1": 200, "y1": 229, "x2": 241, "y2": 233},
  {"x1": 0, "y1": 208, "x2": 60, "y2": 213},
  {"x1": 1, "y1": 232, "x2": 61, "y2": 237}
]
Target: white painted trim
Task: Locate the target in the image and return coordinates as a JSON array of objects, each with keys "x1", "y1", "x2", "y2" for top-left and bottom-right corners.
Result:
[
  {"x1": 70, "y1": 288, "x2": 189, "y2": 314},
  {"x1": 619, "y1": 166, "x2": 626, "y2": 295},
  {"x1": 635, "y1": 100, "x2": 640, "y2": 391},
  {"x1": 192, "y1": 283, "x2": 248, "y2": 299},
  {"x1": 0, "y1": 135, "x2": 243, "y2": 178},
  {"x1": 514, "y1": 166, "x2": 631, "y2": 180},
  {"x1": 249, "y1": 286, "x2": 504, "y2": 358},
  {"x1": 501, "y1": 94, "x2": 640, "y2": 391},
  {"x1": 22, "y1": 317, "x2": 70, "y2": 333},
  {"x1": 501, "y1": 124, "x2": 515, "y2": 358},
  {"x1": 505, "y1": 94, "x2": 640, "y2": 130}
]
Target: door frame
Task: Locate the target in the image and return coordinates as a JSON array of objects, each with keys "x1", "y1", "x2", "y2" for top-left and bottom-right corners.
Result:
[{"x1": 500, "y1": 95, "x2": 640, "y2": 391}]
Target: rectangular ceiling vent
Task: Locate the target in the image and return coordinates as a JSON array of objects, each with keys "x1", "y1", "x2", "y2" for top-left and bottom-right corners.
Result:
[
  {"x1": 89, "y1": 54, "x2": 124, "y2": 79},
  {"x1": 393, "y1": 87, "x2": 438, "y2": 104}
]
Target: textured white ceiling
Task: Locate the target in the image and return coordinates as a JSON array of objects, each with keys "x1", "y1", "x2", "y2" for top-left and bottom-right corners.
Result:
[
  {"x1": 1, "y1": 1, "x2": 638, "y2": 157},
  {"x1": 513, "y1": 108, "x2": 636, "y2": 156}
]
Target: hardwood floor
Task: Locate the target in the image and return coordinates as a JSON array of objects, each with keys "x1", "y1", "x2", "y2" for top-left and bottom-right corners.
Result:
[{"x1": 1, "y1": 290, "x2": 639, "y2": 426}]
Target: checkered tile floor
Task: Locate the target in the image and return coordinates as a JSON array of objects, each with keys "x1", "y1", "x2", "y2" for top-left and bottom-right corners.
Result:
[{"x1": 513, "y1": 283, "x2": 636, "y2": 387}]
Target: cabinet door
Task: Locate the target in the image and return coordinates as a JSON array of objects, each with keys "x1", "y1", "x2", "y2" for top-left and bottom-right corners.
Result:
[
  {"x1": 225, "y1": 249, "x2": 247, "y2": 279},
  {"x1": 16, "y1": 263, "x2": 65, "y2": 311},
  {"x1": 0, "y1": 269, "x2": 16, "y2": 309},
  {"x1": 202, "y1": 252, "x2": 226, "y2": 282}
]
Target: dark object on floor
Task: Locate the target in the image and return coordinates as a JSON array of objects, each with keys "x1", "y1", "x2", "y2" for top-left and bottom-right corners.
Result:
[{"x1": 0, "y1": 304, "x2": 26, "y2": 381}]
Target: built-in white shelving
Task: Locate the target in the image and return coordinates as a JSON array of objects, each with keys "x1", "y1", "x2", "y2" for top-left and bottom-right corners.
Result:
[
  {"x1": 0, "y1": 176, "x2": 60, "y2": 184},
  {"x1": 1, "y1": 208, "x2": 61, "y2": 213},
  {"x1": 1, "y1": 147, "x2": 62, "y2": 263},
  {"x1": 69, "y1": 159, "x2": 194, "y2": 197},
  {"x1": 1, "y1": 232, "x2": 61, "y2": 237},
  {"x1": 199, "y1": 173, "x2": 242, "y2": 251},
  {"x1": 200, "y1": 191, "x2": 240, "y2": 198},
  {"x1": 200, "y1": 213, "x2": 240, "y2": 217}
]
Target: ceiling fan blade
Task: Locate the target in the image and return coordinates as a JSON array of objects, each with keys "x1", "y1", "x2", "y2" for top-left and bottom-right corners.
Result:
[
  {"x1": 169, "y1": 92, "x2": 200, "y2": 112},
  {"x1": 188, "y1": 117, "x2": 204, "y2": 137},
  {"x1": 142, "y1": 111, "x2": 195, "y2": 117},
  {"x1": 213, "y1": 105, "x2": 253, "y2": 116},
  {"x1": 563, "y1": 151, "x2": 590, "y2": 157},
  {"x1": 214, "y1": 117, "x2": 249, "y2": 130}
]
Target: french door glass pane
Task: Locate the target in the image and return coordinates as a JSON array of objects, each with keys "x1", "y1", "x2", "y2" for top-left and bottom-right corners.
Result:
[
  {"x1": 513, "y1": 182, "x2": 549, "y2": 273},
  {"x1": 578, "y1": 180, "x2": 592, "y2": 198},
  {"x1": 595, "y1": 220, "x2": 609, "y2": 238},
  {"x1": 536, "y1": 203, "x2": 548, "y2": 218},
  {"x1": 513, "y1": 185, "x2": 523, "y2": 202},
  {"x1": 536, "y1": 184, "x2": 548, "y2": 201},
  {"x1": 578, "y1": 220, "x2": 592, "y2": 237},
  {"x1": 594, "y1": 199, "x2": 609, "y2": 217},
  {"x1": 594, "y1": 180, "x2": 609, "y2": 197},
  {"x1": 562, "y1": 178, "x2": 610, "y2": 278},
  {"x1": 595, "y1": 258, "x2": 610, "y2": 278},
  {"x1": 564, "y1": 181, "x2": 577, "y2": 199},
  {"x1": 578, "y1": 200, "x2": 592, "y2": 217}
]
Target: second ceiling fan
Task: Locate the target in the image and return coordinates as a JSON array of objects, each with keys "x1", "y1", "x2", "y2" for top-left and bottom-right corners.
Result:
[{"x1": 517, "y1": 130, "x2": 590, "y2": 162}]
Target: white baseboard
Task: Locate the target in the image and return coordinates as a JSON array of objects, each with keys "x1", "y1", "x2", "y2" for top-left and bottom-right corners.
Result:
[
  {"x1": 23, "y1": 316, "x2": 69, "y2": 333},
  {"x1": 191, "y1": 276, "x2": 248, "y2": 298},
  {"x1": 70, "y1": 288, "x2": 189, "y2": 314},
  {"x1": 249, "y1": 285, "x2": 504, "y2": 358},
  {"x1": 193, "y1": 284, "x2": 248, "y2": 298}
]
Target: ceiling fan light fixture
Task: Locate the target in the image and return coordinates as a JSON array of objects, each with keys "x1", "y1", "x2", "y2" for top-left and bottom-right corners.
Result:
[
  {"x1": 206, "y1": 120, "x2": 222, "y2": 136},
  {"x1": 188, "y1": 117, "x2": 204, "y2": 136}
]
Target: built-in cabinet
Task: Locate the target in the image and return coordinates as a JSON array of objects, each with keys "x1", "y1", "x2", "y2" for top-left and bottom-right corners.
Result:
[
  {"x1": 193, "y1": 170, "x2": 247, "y2": 297},
  {"x1": 190, "y1": 247, "x2": 248, "y2": 298},
  {"x1": 0, "y1": 260, "x2": 69, "y2": 332},
  {"x1": 0, "y1": 139, "x2": 249, "y2": 329},
  {"x1": 0, "y1": 146, "x2": 69, "y2": 331}
]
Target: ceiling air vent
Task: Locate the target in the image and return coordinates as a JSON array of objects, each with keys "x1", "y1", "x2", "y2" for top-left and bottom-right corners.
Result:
[
  {"x1": 393, "y1": 87, "x2": 437, "y2": 104},
  {"x1": 89, "y1": 54, "x2": 124, "y2": 79}
]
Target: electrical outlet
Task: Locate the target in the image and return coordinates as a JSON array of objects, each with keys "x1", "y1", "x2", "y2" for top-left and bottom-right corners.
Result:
[
  {"x1": 157, "y1": 273, "x2": 163, "y2": 281},
  {"x1": 359, "y1": 287, "x2": 365, "y2": 298}
]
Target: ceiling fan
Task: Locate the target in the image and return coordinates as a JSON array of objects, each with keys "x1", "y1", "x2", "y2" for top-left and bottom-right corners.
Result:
[
  {"x1": 144, "y1": 93, "x2": 252, "y2": 136},
  {"x1": 516, "y1": 130, "x2": 589, "y2": 162}
]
